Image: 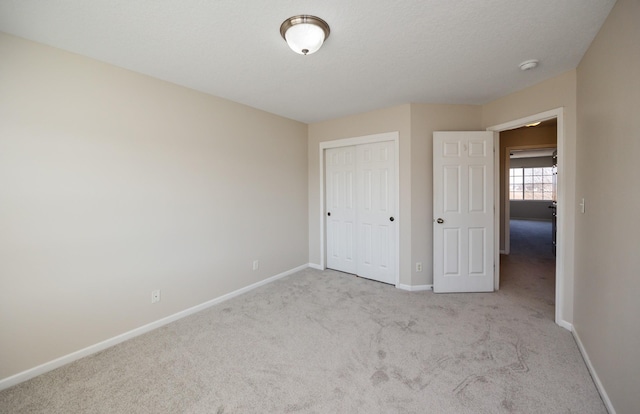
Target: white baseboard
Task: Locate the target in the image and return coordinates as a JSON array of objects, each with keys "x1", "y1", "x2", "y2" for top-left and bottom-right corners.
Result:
[
  {"x1": 557, "y1": 319, "x2": 573, "y2": 331},
  {"x1": 0, "y1": 263, "x2": 309, "y2": 391},
  {"x1": 572, "y1": 328, "x2": 616, "y2": 414},
  {"x1": 308, "y1": 263, "x2": 323, "y2": 270},
  {"x1": 397, "y1": 284, "x2": 433, "y2": 292}
]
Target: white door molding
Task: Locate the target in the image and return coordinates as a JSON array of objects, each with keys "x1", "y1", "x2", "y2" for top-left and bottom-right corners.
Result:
[{"x1": 486, "y1": 107, "x2": 568, "y2": 329}]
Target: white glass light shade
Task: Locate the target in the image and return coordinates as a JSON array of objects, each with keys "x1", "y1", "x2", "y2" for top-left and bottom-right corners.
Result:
[
  {"x1": 285, "y1": 23, "x2": 325, "y2": 55},
  {"x1": 280, "y1": 15, "x2": 330, "y2": 55}
]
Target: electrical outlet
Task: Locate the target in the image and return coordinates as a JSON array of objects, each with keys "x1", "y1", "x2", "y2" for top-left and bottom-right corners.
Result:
[
  {"x1": 416, "y1": 262, "x2": 423, "y2": 272},
  {"x1": 151, "y1": 289, "x2": 161, "y2": 303},
  {"x1": 252, "y1": 260, "x2": 259, "y2": 271}
]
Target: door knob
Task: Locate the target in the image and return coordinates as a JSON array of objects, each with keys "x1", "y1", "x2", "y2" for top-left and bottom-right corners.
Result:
[
  {"x1": 390, "y1": 217, "x2": 395, "y2": 222},
  {"x1": 327, "y1": 212, "x2": 331, "y2": 216},
  {"x1": 436, "y1": 218, "x2": 444, "y2": 224}
]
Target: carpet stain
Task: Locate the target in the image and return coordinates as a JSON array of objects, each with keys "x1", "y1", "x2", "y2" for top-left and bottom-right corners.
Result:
[
  {"x1": 333, "y1": 387, "x2": 346, "y2": 397},
  {"x1": 305, "y1": 314, "x2": 334, "y2": 335},
  {"x1": 285, "y1": 401, "x2": 315, "y2": 413},
  {"x1": 502, "y1": 399, "x2": 516, "y2": 412},
  {"x1": 391, "y1": 368, "x2": 426, "y2": 390},
  {"x1": 428, "y1": 304, "x2": 459, "y2": 317},
  {"x1": 370, "y1": 370, "x2": 389, "y2": 386},
  {"x1": 377, "y1": 350, "x2": 387, "y2": 360},
  {"x1": 453, "y1": 374, "x2": 489, "y2": 394},
  {"x1": 395, "y1": 319, "x2": 419, "y2": 333}
]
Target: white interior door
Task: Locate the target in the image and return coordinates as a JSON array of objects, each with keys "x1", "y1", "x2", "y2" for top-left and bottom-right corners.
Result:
[
  {"x1": 433, "y1": 131, "x2": 494, "y2": 293},
  {"x1": 326, "y1": 146, "x2": 357, "y2": 274},
  {"x1": 325, "y1": 141, "x2": 396, "y2": 285},
  {"x1": 356, "y1": 142, "x2": 396, "y2": 284}
]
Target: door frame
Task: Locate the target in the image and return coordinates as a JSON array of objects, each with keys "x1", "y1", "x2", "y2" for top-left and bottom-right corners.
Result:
[
  {"x1": 318, "y1": 131, "x2": 400, "y2": 287},
  {"x1": 487, "y1": 107, "x2": 568, "y2": 328}
]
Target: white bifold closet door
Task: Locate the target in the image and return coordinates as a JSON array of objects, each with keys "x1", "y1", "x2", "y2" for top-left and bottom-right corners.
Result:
[{"x1": 326, "y1": 141, "x2": 396, "y2": 285}]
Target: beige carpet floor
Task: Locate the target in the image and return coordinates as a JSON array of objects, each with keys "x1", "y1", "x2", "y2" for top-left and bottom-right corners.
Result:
[{"x1": 0, "y1": 223, "x2": 606, "y2": 413}]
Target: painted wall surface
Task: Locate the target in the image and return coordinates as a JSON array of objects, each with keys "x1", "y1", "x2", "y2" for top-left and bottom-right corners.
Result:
[
  {"x1": 482, "y1": 71, "x2": 576, "y2": 325},
  {"x1": 307, "y1": 105, "x2": 412, "y2": 285},
  {"x1": 510, "y1": 156, "x2": 555, "y2": 168},
  {"x1": 509, "y1": 202, "x2": 553, "y2": 221},
  {"x1": 500, "y1": 126, "x2": 557, "y2": 250},
  {"x1": 0, "y1": 34, "x2": 308, "y2": 380},
  {"x1": 307, "y1": 104, "x2": 482, "y2": 287},
  {"x1": 409, "y1": 104, "x2": 482, "y2": 286},
  {"x1": 575, "y1": 0, "x2": 640, "y2": 412}
]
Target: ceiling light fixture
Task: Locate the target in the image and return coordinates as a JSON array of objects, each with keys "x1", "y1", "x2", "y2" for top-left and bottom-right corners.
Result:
[
  {"x1": 280, "y1": 15, "x2": 330, "y2": 55},
  {"x1": 519, "y1": 59, "x2": 539, "y2": 71}
]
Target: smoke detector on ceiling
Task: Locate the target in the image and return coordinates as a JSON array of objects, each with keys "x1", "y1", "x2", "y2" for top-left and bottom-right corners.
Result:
[{"x1": 519, "y1": 59, "x2": 539, "y2": 71}]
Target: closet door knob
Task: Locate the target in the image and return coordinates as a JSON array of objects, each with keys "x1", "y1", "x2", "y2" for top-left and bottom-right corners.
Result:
[
  {"x1": 327, "y1": 212, "x2": 331, "y2": 216},
  {"x1": 390, "y1": 217, "x2": 395, "y2": 222},
  {"x1": 436, "y1": 218, "x2": 444, "y2": 224}
]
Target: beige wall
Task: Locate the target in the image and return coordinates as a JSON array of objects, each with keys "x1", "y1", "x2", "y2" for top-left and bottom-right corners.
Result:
[
  {"x1": 307, "y1": 104, "x2": 481, "y2": 287},
  {"x1": 575, "y1": 0, "x2": 640, "y2": 412},
  {"x1": 409, "y1": 104, "x2": 482, "y2": 285},
  {"x1": 482, "y1": 71, "x2": 577, "y2": 325},
  {"x1": 499, "y1": 125, "x2": 557, "y2": 250},
  {"x1": 0, "y1": 34, "x2": 308, "y2": 380}
]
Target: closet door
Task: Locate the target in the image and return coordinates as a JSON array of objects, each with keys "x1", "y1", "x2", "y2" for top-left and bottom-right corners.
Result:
[
  {"x1": 356, "y1": 141, "x2": 396, "y2": 284},
  {"x1": 325, "y1": 146, "x2": 357, "y2": 274}
]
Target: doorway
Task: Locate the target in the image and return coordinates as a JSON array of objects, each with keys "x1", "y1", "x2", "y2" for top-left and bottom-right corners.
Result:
[
  {"x1": 487, "y1": 108, "x2": 570, "y2": 329},
  {"x1": 502, "y1": 124, "x2": 558, "y2": 320},
  {"x1": 503, "y1": 124, "x2": 558, "y2": 255}
]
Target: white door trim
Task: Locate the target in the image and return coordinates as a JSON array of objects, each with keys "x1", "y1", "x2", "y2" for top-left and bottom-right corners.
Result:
[
  {"x1": 318, "y1": 131, "x2": 400, "y2": 287},
  {"x1": 486, "y1": 107, "x2": 568, "y2": 329}
]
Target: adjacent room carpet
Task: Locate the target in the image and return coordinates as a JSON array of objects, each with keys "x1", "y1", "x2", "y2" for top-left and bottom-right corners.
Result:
[
  {"x1": 508, "y1": 219, "x2": 555, "y2": 259},
  {"x1": 501, "y1": 219, "x2": 556, "y2": 321},
  {"x1": 0, "y1": 223, "x2": 605, "y2": 413}
]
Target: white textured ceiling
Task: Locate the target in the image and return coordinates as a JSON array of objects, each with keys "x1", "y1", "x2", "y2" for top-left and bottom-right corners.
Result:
[{"x1": 0, "y1": 0, "x2": 616, "y2": 123}]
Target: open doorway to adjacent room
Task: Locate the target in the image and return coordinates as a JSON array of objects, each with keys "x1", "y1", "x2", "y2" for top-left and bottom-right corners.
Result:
[{"x1": 499, "y1": 119, "x2": 558, "y2": 321}]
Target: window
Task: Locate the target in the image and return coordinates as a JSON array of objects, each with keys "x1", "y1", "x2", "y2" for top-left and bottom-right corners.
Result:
[{"x1": 509, "y1": 167, "x2": 554, "y2": 200}]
